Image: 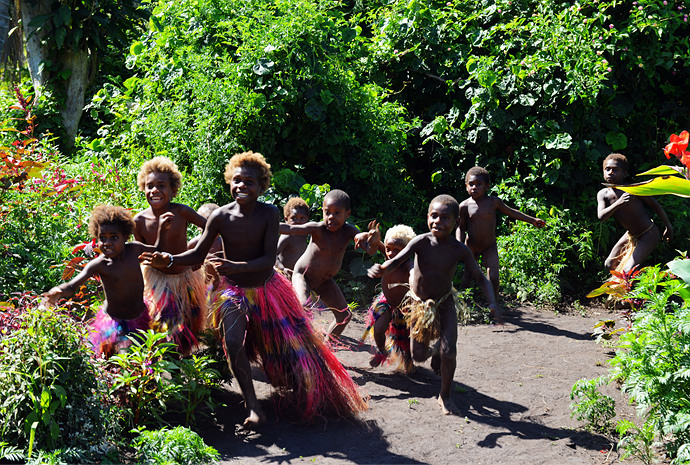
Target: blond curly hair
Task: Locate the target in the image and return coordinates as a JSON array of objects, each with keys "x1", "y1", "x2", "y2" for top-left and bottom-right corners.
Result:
[
  {"x1": 224, "y1": 151, "x2": 272, "y2": 193},
  {"x1": 137, "y1": 156, "x2": 182, "y2": 197}
]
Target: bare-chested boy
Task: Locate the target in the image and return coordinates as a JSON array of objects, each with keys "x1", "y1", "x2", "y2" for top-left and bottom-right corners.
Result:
[
  {"x1": 275, "y1": 197, "x2": 309, "y2": 278},
  {"x1": 141, "y1": 152, "x2": 366, "y2": 427},
  {"x1": 368, "y1": 195, "x2": 497, "y2": 415},
  {"x1": 279, "y1": 189, "x2": 376, "y2": 340},
  {"x1": 597, "y1": 153, "x2": 673, "y2": 273},
  {"x1": 134, "y1": 156, "x2": 208, "y2": 355},
  {"x1": 43, "y1": 205, "x2": 161, "y2": 358},
  {"x1": 457, "y1": 166, "x2": 545, "y2": 310}
]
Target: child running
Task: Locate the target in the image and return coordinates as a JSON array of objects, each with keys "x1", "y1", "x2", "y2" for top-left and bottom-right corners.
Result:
[
  {"x1": 597, "y1": 153, "x2": 673, "y2": 273},
  {"x1": 275, "y1": 197, "x2": 309, "y2": 278},
  {"x1": 42, "y1": 205, "x2": 161, "y2": 358},
  {"x1": 140, "y1": 151, "x2": 367, "y2": 427},
  {"x1": 279, "y1": 189, "x2": 376, "y2": 340},
  {"x1": 362, "y1": 223, "x2": 416, "y2": 372},
  {"x1": 368, "y1": 195, "x2": 497, "y2": 415},
  {"x1": 457, "y1": 166, "x2": 545, "y2": 313},
  {"x1": 134, "y1": 156, "x2": 208, "y2": 355}
]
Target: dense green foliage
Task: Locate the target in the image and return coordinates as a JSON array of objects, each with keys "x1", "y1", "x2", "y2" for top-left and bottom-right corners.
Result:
[{"x1": 132, "y1": 426, "x2": 219, "y2": 465}]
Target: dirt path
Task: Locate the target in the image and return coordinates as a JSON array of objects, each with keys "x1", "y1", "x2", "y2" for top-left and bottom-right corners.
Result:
[{"x1": 199, "y1": 304, "x2": 642, "y2": 465}]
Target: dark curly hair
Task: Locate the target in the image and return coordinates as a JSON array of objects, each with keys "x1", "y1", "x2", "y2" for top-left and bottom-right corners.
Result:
[{"x1": 88, "y1": 205, "x2": 135, "y2": 239}]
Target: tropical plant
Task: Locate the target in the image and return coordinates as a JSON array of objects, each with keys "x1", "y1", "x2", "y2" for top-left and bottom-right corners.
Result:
[
  {"x1": 132, "y1": 426, "x2": 219, "y2": 465},
  {"x1": 570, "y1": 376, "x2": 616, "y2": 433}
]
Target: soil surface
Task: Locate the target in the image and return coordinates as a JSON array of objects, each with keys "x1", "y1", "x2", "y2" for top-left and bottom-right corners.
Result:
[{"x1": 199, "y1": 303, "x2": 645, "y2": 465}]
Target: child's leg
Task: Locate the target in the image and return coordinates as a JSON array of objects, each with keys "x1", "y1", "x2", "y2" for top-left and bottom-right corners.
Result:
[
  {"x1": 291, "y1": 269, "x2": 311, "y2": 305},
  {"x1": 437, "y1": 298, "x2": 458, "y2": 415},
  {"x1": 315, "y1": 278, "x2": 351, "y2": 338},
  {"x1": 624, "y1": 225, "x2": 660, "y2": 273},
  {"x1": 372, "y1": 308, "x2": 392, "y2": 353},
  {"x1": 481, "y1": 243, "x2": 500, "y2": 301},
  {"x1": 604, "y1": 233, "x2": 630, "y2": 270},
  {"x1": 219, "y1": 304, "x2": 264, "y2": 427}
]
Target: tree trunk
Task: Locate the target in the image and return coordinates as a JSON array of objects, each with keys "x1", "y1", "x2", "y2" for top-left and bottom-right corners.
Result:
[
  {"x1": 0, "y1": 0, "x2": 11, "y2": 58},
  {"x1": 18, "y1": 0, "x2": 92, "y2": 148}
]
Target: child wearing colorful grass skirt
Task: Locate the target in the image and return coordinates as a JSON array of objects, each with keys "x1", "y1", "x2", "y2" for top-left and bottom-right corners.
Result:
[
  {"x1": 362, "y1": 223, "x2": 416, "y2": 372},
  {"x1": 134, "y1": 156, "x2": 208, "y2": 355},
  {"x1": 141, "y1": 151, "x2": 366, "y2": 426},
  {"x1": 43, "y1": 205, "x2": 159, "y2": 358}
]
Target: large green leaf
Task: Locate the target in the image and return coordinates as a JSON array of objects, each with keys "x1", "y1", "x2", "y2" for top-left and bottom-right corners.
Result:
[
  {"x1": 638, "y1": 165, "x2": 685, "y2": 176},
  {"x1": 614, "y1": 176, "x2": 690, "y2": 198},
  {"x1": 668, "y1": 259, "x2": 690, "y2": 284}
]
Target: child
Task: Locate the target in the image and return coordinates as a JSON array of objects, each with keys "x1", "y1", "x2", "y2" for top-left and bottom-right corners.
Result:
[
  {"x1": 456, "y1": 166, "x2": 545, "y2": 306},
  {"x1": 368, "y1": 195, "x2": 497, "y2": 415},
  {"x1": 140, "y1": 151, "x2": 367, "y2": 427},
  {"x1": 597, "y1": 153, "x2": 673, "y2": 273},
  {"x1": 279, "y1": 189, "x2": 376, "y2": 340},
  {"x1": 134, "y1": 156, "x2": 208, "y2": 355},
  {"x1": 42, "y1": 205, "x2": 161, "y2": 358},
  {"x1": 275, "y1": 197, "x2": 310, "y2": 278},
  {"x1": 362, "y1": 223, "x2": 416, "y2": 372}
]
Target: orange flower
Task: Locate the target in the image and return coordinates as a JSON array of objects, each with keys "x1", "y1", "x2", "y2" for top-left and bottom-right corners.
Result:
[{"x1": 664, "y1": 130, "x2": 689, "y2": 159}]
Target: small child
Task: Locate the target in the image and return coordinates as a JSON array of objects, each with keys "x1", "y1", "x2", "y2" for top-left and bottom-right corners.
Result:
[
  {"x1": 457, "y1": 166, "x2": 545, "y2": 308},
  {"x1": 362, "y1": 223, "x2": 416, "y2": 372},
  {"x1": 279, "y1": 189, "x2": 376, "y2": 340},
  {"x1": 275, "y1": 197, "x2": 310, "y2": 278},
  {"x1": 597, "y1": 153, "x2": 673, "y2": 273},
  {"x1": 140, "y1": 152, "x2": 367, "y2": 427},
  {"x1": 134, "y1": 156, "x2": 208, "y2": 355},
  {"x1": 368, "y1": 195, "x2": 497, "y2": 415},
  {"x1": 42, "y1": 205, "x2": 160, "y2": 358}
]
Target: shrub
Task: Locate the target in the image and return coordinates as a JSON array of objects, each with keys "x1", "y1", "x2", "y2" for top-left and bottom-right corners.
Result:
[{"x1": 132, "y1": 426, "x2": 219, "y2": 465}]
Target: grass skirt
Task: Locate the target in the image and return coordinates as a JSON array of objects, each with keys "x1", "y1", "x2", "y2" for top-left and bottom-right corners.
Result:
[
  {"x1": 89, "y1": 306, "x2": 151, "y2": 358},
  {"x1": 143, "y1": 266, "x2": 207, "y2": 354},
  {"x1": 403, "y1": 289, "x2": 452, "y2": 346},
  {"x1": 209, "y1": 272, "x2": 367, "y2": 420},
  {"x1": 362, "y1": 293, "x2": 412, "y2": 371}
]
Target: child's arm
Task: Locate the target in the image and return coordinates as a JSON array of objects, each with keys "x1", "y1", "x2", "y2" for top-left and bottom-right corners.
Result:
[
  {"x1": 597, "y1": 188, "x2": 630, "y2": 221},
  {"x1": 456, "y1": 203, "x2": 468, "y2": 242},
  {"x1": 460, "y1": 244, "x2": 497, "y2": 308},
  {"x1": 353, "y1": 222, "x2": 380, "y2": 255},
  {"x1": 208, "y1": 207, "x2": 279, "y2": 275},
  {"x1": 643, "y1": 196, "x2": 674, "y2": 241},
  {"x1": 179, "y1": 204, "x2": 207, "y2": 230},
  {"x1": 42, "y1": 259, "x2": 100, "y2": 306},
  {"x1": 495, "y1": 198, "x2": 545, "y2": 227},
  {"x1": 279, "y1": 221, "x2": 322, "y2": 235},
  {"x1": 367, "y1": 236, "x2": 420, "y2": 278}
]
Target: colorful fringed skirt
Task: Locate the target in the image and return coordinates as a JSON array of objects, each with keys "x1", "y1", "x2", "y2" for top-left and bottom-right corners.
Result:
[
  {"x1": 89, "y1": 306, "x2": 151, "y2": 358},
  {"x1": 209, "y1": 272, "x2": 368, "y2": 420},
  {"x1": 362, "y1": 293, "x2": 412, "y2": 371},
  {"x1": 143, "y1": 266, "x2": 208, "y2": 354}
]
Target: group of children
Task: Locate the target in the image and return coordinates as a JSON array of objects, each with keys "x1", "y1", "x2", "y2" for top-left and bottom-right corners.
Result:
[{"x1": 42, "y1": 150, "x2": 673, "y2": 423}]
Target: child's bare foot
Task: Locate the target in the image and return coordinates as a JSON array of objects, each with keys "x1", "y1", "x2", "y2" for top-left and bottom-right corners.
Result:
[
  {"x1": 369, "y1": 350, "x2": 388, "y2": 367},
  {"x1": 490, "y1": 306, "x2": 505, "y2": 325},
  {"x1": 438, "y1": 395, "x2": 458, "y2": 415},
  {"x1": 242, "y1": 407, "x2": 265, "y2": 429}
]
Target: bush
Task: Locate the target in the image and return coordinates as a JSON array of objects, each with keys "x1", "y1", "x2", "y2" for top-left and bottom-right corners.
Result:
[
  {"x1": 132, "y1": 426, "x2": 219, "y2": 465},
  {"x1": 0, "y1": 299, "x2": 107, "y2": 451}
]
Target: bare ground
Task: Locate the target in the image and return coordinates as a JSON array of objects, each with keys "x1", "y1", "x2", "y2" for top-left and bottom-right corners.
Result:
[{"x1": 197, "y1": 303, "x2": 645, "y2": 465}]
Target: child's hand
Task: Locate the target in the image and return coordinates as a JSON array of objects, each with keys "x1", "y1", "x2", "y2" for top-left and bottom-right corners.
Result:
[
  {"x1": 41, "y1": 288, "x2": 61, "y2": 307},
  {"x1": 139, "y1": 251, "x2": 169, "y2": 268},
  {"x1": 367, "y1": 220, "x2": 382, "y2": 246},
  {"x1": 533, "y1": 218, "x2": 546, "y2": 228},
  {"x1": 207, "y1": 256, "x2": 237, "y2": 275},
  {"x1": 159, "y1": 212, "x2": 174, "y2": 231},
  {"x1": 367, "y1": 263, "x2": 384, "y2": 279}
]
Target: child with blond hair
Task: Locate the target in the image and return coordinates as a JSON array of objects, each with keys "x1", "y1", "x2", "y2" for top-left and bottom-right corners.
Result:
[
  {"x1": 134, "y1": 156, "x2": 208, "y2": 355},
  {"x1": 141, "y1": 151, "x2": 367, "y2": 427},
  {"x1": 362, "y1": 223, "x2": 416, "y2": 372}
]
